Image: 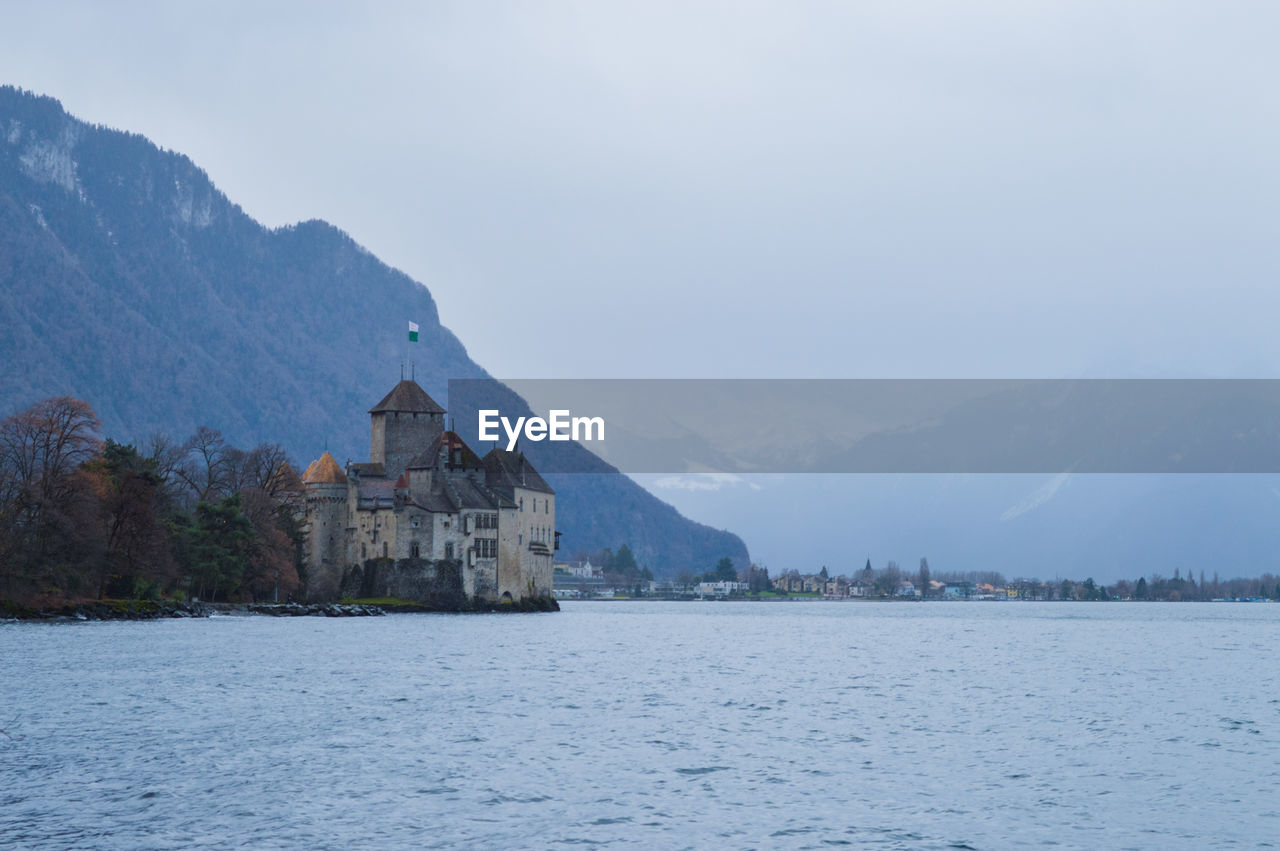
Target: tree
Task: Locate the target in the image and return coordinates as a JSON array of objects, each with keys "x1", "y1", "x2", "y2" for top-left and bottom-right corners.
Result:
[
  {"x1": 746, "y1": 563, "x2": 771, "y2": 592},
  {"x1": 86, "y1": 440, "x2": 175, "y2": 599},
  {"x1": 714, "y1": 556, "x2": 737, "y2": 583},
  {"x1": 918, "y1": 557, "x2": 931, "y2": 599},
  {"x1": 0, "y1": 397, "x2": 103, "y2": 600},
  {"x1": 875, "y1": 562, "x2": 902, "y2": 597},
  {"x1": 613, "y1": 544, "x2": 639, "y2": 577},
  {"x1": 1082, "y1": 577, "x2": 1097, "y2": 601},
  {"x1": 177, "y1": 426, "x2": 231, "y2": 505},
  {"x1": 184, "y1": 494, "x2": 254, "y2": 601},
  {"x1": 1135, "y1": 576, "x2": 1148, "y2": 599},
  {"x1": 239, "y1": 487, "x2": 301, "y2": 602}
]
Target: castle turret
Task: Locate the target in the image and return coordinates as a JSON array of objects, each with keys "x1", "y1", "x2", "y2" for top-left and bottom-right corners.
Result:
[
  {"x1": 301, "y1": 451, "x2": 349, "y2": 600},
  {"x1": 368, "y1": 380, "x2": 446, "y2": 479}
]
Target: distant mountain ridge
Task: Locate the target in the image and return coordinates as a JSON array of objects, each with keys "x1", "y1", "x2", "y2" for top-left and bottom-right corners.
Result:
[{"x1": 0, "y1": 85, "x2": 748, "y2": 576}]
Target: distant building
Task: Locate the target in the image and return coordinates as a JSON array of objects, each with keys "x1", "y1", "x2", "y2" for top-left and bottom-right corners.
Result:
[
  {"x1": 697, "y1": 580, "x2": 748, "y2": 598},
  {"x1": 773, "y1": 572, "x2": 804, "y2": 593},
  {"x1": 823, "y1": 577, "x2": 850, "y2": 598},
  {"x1": 559, "y1": 558, "x2": 598, "y2": 578}
]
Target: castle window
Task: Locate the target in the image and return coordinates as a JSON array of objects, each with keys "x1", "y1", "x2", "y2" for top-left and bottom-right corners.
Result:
[
  {"x1": 411, "y1": 542, "x2": 420, "y2": 559},
  {"x1": 411, "y1": 516, "x2": 421, "y2": 529},
  {"x1": 445, "y1": 542, "x2": 455, "y2": 560},
  {"x1": 383, "y1": 542, "x2": 388, "y2": 558},
  {"x1": 520, "y1": 498, "x2": 524, "y2": 510},
  {"x1": 361, "y1": 543, "x2": 366, "y2": 559}
]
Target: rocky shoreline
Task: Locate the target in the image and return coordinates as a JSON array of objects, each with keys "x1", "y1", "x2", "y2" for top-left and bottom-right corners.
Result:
[
  {"x1": 235, "y1": 603, "x2": 384, "y2": 617},
  {"x1": 0, "y1": 600, "x2": 385, "y2": 621},
  {"x1": 1, "y1": 596, "x2": 558, "y2": 621},
  {"x1": 2, "y1": 600, "x2": 214, "y2": 621}
]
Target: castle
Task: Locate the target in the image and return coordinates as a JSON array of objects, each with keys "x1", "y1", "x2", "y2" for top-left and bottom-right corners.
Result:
[{"x1": 299, "y1": 379, "x2": 556, "y2": 605}]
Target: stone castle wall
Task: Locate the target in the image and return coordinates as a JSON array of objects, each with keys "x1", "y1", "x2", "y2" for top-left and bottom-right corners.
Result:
[{"x1": 370, "y1": 411, "x2": 443, "y2": 478}]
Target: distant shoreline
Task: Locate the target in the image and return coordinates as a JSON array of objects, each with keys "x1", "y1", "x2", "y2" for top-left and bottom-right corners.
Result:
[{"x1": 559, "y1": 595, "x2": 1277, "y2": 604}]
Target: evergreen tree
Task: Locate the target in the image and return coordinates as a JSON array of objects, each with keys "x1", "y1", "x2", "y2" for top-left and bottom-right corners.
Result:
[
  {"x1": 613, "y1": 544, "x2": 639, "y2": 577},
  {"x1": 186, "y1": 494, "x2": 254, "y2": 601}
]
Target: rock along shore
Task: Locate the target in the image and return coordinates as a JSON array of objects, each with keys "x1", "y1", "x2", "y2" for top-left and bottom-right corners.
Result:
[
  {"x1": 2, "y1": 596, "x2": 559, "y2": 621},
  {"x1": 0, "y1": 600, "x2": 386, "y2": 621}
]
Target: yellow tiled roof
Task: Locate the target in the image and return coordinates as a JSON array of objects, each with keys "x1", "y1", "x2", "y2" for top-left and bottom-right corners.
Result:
[{"x1": 302, "y1": 451, "x2": 347, "y2": 484}]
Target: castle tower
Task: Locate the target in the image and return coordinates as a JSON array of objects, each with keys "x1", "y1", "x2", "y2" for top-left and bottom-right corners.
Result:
[
  {"x1": 368, "y1": 379, "x2": 446, "y2": 479},
  {"x1": 301, "y1": 451, "x2": 350, "y2": 600}
]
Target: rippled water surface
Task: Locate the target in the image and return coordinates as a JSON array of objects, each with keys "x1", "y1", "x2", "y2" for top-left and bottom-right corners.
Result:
[{"x1": 2, "y1": 602, "x2": 1278, "y2": 849}]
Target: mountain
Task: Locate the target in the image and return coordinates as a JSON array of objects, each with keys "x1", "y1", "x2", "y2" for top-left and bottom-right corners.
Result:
[{"x1": 0, "y1": 85, "x2": 748, "y2": 576}]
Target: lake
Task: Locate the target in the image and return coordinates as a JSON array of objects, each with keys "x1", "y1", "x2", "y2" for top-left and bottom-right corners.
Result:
[{"x1": 2, "y1": 601, "x2": 1277, "y2": 848}]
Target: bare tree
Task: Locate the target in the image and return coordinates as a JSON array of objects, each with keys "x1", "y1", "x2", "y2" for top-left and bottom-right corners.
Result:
[
  {"x1": 238, "y1": 443, "x2": 295, "y2": 497},
  {"x1": 876, "y1": 561, "x2": 902, "y2": 597},
  {"x1": 176, "y1": 426, "x2": 231, "y2": 504},
  {"x1": 0, "y1": 397, "x2": 103, "y2": 598}
]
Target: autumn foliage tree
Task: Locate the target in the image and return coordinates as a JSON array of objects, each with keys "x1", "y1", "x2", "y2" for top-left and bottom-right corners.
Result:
[{"x1": 0, "y1": 396, "x2": 306, "y2": 605}]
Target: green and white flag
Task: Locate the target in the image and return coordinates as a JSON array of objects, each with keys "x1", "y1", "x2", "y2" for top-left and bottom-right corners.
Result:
[{"x1": 408, "y1": 321, "x2": 419, "y2": 342}]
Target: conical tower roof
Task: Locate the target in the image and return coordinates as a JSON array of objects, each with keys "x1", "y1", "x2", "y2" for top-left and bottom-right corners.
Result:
[
  {"x1": 302, "y1": 451, "x2": 347, "y2": 484},
  {"x1": 369, "y1": 380, "x2": 446, "y2": 415}
]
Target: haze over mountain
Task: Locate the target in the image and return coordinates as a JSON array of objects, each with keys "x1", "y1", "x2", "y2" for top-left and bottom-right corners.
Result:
[{"x1": 0, "y1": 85, "x2": 748, "y2": 576}]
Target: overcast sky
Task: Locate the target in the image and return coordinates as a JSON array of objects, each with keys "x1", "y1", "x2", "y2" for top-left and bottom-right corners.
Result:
[
  {"x1": 4, "y1": 1, "x2": 1278, "y2": 382},
  {"x1": 5, "y1": 2, "x2": 1280, "y2": 574}
]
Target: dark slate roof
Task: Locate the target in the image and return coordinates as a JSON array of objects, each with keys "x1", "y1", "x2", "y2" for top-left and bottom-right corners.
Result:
[
  {"x1": 407, "y1": 431, "x2": 484, "y2": 472},
  {"x1": 408, "y1": 474, "x2": 509, "y2": 514},
  {"x1": 357, "y1": 479, "x2": 396, "y2": 500},
  {"x1": 348, "y1": 462, "x2": 386, "y2": 479},
  {"x1": 446, "y1": 476, "x2": 502, "y2": 510},
  {"x1": 356, "y1": 478, "x2": 396, "y2": 510},
  {"x1": 482, "y1": 448, "x2": 554, "y2": 495},
  {"x1": 368, "y1": 380, "x2": 446, "y2": 415}
]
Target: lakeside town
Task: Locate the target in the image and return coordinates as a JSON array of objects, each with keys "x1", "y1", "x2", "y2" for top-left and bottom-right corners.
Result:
[{"x1": 554, "y1": 550, "x2": 1280, "y2": 603}]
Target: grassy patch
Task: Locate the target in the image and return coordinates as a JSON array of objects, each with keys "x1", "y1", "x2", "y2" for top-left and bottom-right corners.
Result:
[{"x1": 339, "y1": 597, "x2": 420, "y2": 607}]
